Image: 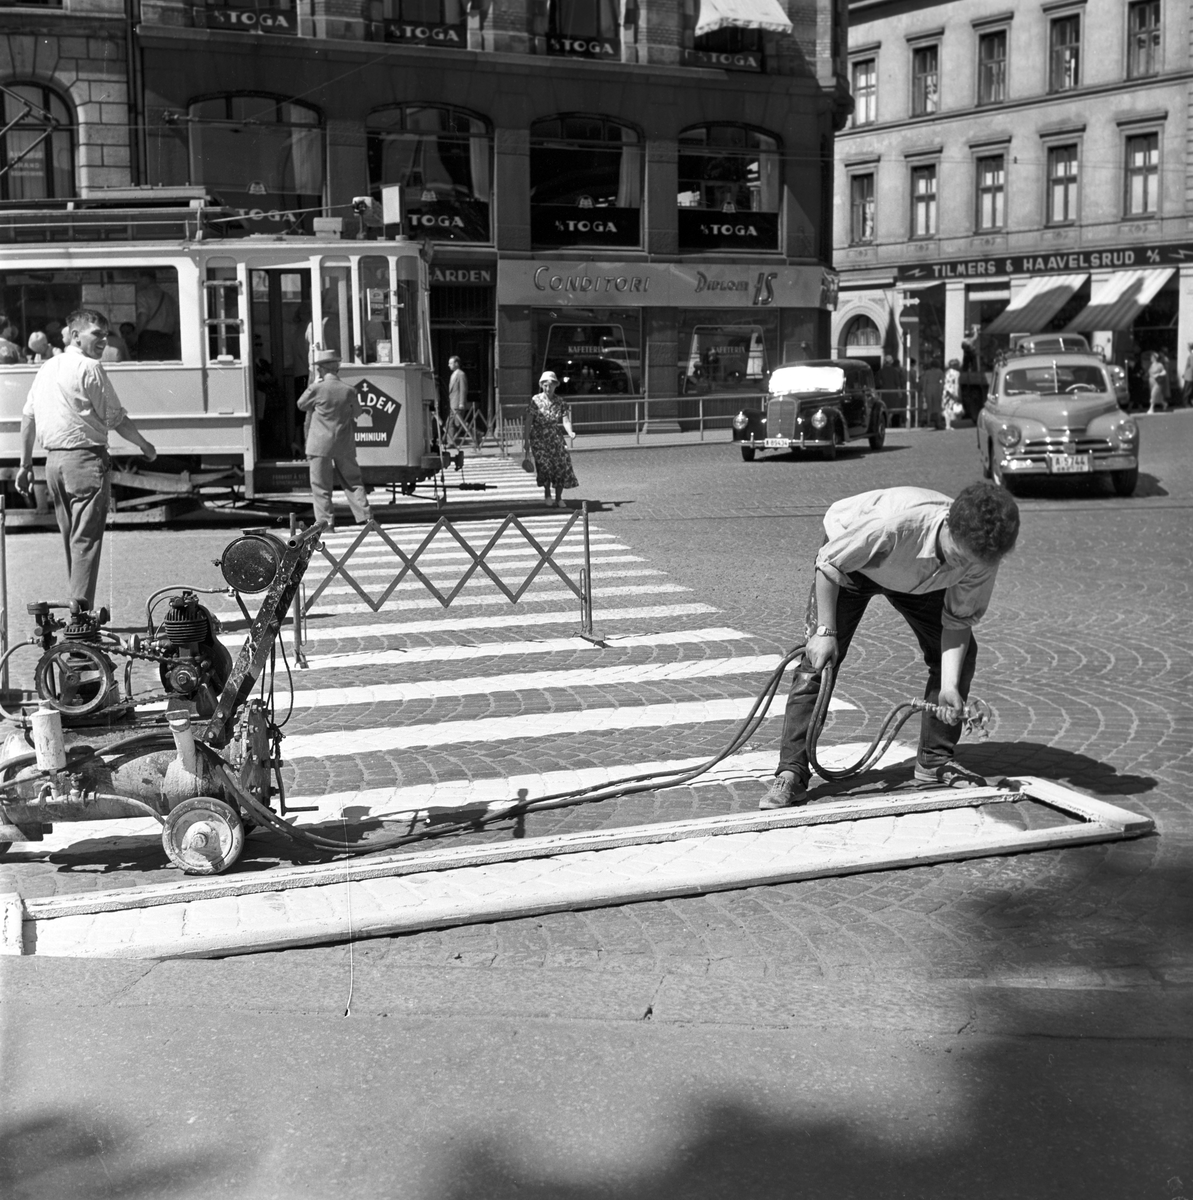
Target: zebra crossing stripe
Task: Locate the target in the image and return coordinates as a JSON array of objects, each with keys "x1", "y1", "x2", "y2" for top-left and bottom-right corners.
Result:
[
  {"x1": 285, "y1": 656, "x2": 790, "y2": 709},
  {"x1": 290, "y1": 627, "x2": 753, "y2": 672},
  {"x1": 282, "y1": 694, "x2": 853, "y2": 761},
  {"x1": 217, "y1": 603, "x2": 721, "y2": 648}
]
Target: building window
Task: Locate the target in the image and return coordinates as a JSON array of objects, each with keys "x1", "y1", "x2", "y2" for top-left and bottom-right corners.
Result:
[
  {"x1": 977, "y1": 31, "x2": 1007, "y2": 104},
  {"x1": 1125, "y1": 132, "x2": 1160, "y2": 216},
  {"x1": 187, "y1": 95, "x2": 323, "y2": 232},
  {"x1": 546, "y1": 0, "x2": 620, "y2": 59},
  {"x1": 849, "y1": 173, "x2": 875, "y2": 244},
  {"x1": 1127, "y1": 0, "x2": 1160, "y2": 79},
  {"x1": 677, "y1": 124, "x2": 781, "y2": 251},
  {"x1": 844, "y1": 314, "x2": 882, "y2": 347},
  {"x1": 534, "y1": 308, "x2": 642, "y2": 397},
  {"x1": 975, "y1": 155, "x2": 1005, "y2": 230},
  {"x1": 374, "y1": 0, "x2": 466, "y2": 46},
  {"x1": 851, "y1": 58, "x2": 877, "y2": 125},
  {"x1": 1049, "y1": 14, "x2": 1081, "y2": 92},
  {"x1": 530, "y1": 115, "x2": 641, "y2": 248},
  {"x1": 0, "y1": 83, "x2": 74, "y2": 201},
  {"x1": 367, "y1": 106, "x2": 491, "y2": 242},
  {"x1": 196, "y1": 0, "x2": 297, "y2": 35},
  {"x1": 910, "y1": 163, "x2": 937, "y2": 237},
  {"x1": 1046, "y1": 144, "x2": 1078, "y2": 224},
  {"x1": 911, "y1": 45, "x2": 939, "y2": 116}
]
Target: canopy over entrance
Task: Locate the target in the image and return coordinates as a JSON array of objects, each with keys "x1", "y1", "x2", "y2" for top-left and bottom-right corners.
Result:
[
  {"x1": 1064, "y1": 267, "x2": 1175, "y2": 332},
  {"x1": 983, "y1": 273, "x2": 1087, "y2": 336},
  {"x1": 694, "y1": 0, "x2": 794, "y2": 37}
]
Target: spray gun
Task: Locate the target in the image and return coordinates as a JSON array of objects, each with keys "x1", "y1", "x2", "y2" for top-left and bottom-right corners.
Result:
[{"x1": 910, "y1": 697, "x2": 993, "y2": 740}]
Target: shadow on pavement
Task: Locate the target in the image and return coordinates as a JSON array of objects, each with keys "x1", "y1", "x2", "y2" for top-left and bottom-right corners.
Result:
[{"x1": 0, "y1": 1109, "x2": 249, "y2": 1200}]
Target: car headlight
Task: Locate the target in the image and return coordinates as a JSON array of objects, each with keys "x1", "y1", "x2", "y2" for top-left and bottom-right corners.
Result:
[
  {"x1": 997, "y1": 425, "x2": 1021, "y2": 448},
  {"x1": 1116, "y1": 418, "x2": 1138, "y2": 442},
  {"x1": 810, "y1": 409, "x2": 828, "y2": 429},
  {"x1": 732, "y1": 412, "x2": 749, "y2": 431}
]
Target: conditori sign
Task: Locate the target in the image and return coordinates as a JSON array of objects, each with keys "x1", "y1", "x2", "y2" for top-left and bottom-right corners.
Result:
[{"x1": 500, "y1": 262, "x2": 837, "y2": 309}]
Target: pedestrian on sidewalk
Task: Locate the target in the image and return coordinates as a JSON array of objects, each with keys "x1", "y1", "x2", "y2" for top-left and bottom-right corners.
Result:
[
  {"x1": 443, "y1": 355, "x2": 474, "y2": 449},
  {"x1": 297, "y1": 348, "x2": 372, "y2": 532},
  {"x1": 17, "y1": 309, "x2": 157, "y2": 609},
  {"x1": 1146, "y1": 352, "x2": 1169, "y2": 413},
  {"x1": 1182, "y1": 342, "x2": 1193, "y2": 408},
  {"x1": 523, "y1": 371, "x2": 578, "y2": 508},
  {"x1": 921, "y1": 359, "x2": 944, "y2": 430},
  {"x1": 942, "y1": 359, "x2": 963, "y2": 428},
  {"x1": 761, "y1": 483, "x2": 1020, "y2": 810}
]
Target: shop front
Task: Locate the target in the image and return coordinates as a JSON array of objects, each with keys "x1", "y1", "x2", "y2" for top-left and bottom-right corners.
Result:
[
  {"x1": 497, "y1": 258, "x2": 836, "y2": 430},
  {"x1": 429, "y1": 257, "x2": 495, "y2": 427}
]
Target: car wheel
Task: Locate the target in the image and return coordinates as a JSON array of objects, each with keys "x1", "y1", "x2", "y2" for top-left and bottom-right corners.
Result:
[
  {"x1": 991, "y1": 450, "x2": 1017, "y2": 495},
  {"x1": 740, "y1": 445, "x2": 756, "y2": 462},
  {"x1": 1111, "y1": 467, "x2": 1138, "y2": 497},
  {"x1": 868, "y1": 410, "x2": 887, "y2": 451}
]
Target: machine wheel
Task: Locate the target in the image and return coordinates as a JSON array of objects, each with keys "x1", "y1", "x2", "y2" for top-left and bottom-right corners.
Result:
[
  {"x1": 868, "y1": 410, "x2": 887, "y2": 451},
  {"x1": 33, "y1": 642, "x2": 114, "y2": 716},
  {"x1": 1111, "y1": 467, "x2": 1138, "y2": 497},
  {"x1": 740, "y1": 445, "x2": 756, "y2": 462},
  {"x1": 162, "y1": 797, "x2": 245, "y2": 875},
  {"x1": 821, "y1": 431, "x2": 838, "y2": 461}
]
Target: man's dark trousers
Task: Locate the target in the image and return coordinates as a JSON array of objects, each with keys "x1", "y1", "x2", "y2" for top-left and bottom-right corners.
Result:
[
  {"x1": 45, "y1": 447, "x2": 110, "y2": 609},
  {"x1": 777, "y1": 571, "x2": 978, "y2": 778}
]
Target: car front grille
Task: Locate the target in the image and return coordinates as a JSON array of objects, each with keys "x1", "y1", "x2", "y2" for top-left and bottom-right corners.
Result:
[
  {"x1": 767, "y1": 398, "x2": 797, "y2": 439},
  {"x1": 1020, "y1": 434, "x2": 1116, "y2": 459}
]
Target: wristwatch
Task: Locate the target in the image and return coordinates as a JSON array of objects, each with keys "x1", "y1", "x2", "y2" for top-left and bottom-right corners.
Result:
[{"x1": 814, "y1": 625, "x2": 838, "y2": 638}]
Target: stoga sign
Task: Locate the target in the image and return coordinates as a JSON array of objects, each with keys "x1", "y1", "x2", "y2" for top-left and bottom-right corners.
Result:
[
  {"x1": 499, "y1": 261, "x2": 835, "y2": 309},
  {"x1": 201, "y1": 6, "x2": 297, "y2": 33}
]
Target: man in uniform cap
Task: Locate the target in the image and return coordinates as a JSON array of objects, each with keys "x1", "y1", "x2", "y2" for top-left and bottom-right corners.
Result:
[{"x1": 297, "y1": 348, "x2": 372, "y2": 531}]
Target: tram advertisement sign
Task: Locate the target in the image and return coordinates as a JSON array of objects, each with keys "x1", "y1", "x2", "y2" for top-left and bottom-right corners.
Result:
[
  {"x1": 354, "y1": 379, "x2": 402, "y2": 449},
  {"x1": 897, "y1": 240, "x2": 1193, "y2": 281}
]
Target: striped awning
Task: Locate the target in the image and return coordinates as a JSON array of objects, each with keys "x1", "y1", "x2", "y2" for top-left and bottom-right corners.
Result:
[
  {"x1": 695, "y1": 0, "x2": 794, "y2": 37},
  {"x1": 983, "y1": 273, "x2": 1088, "y2": 336},
  {"x1": 1064, "y1": 267, "x2": 1175, "y2": 332}
]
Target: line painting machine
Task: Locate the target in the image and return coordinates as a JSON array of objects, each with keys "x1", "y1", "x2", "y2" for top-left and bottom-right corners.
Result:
[{"x1": 0, "y1": 512, "x2": 1006, "y2": 878}]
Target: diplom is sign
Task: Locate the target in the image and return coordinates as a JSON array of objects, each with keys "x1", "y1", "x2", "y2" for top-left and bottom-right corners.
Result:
[
  {"x1": 897, "y1": 240, "x2": 1193, "y2": 281},
  {"x1": 354, "y1": 379, "x2": 402, "y2": 448},
  {"x1": 498, "y1": 261, "x2": 837, "y2": 309}
]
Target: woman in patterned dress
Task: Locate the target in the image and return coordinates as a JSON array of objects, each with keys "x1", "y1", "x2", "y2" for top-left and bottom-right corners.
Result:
[{"x1": 523, "y1": 371, "x2": 578, "y2": 507}]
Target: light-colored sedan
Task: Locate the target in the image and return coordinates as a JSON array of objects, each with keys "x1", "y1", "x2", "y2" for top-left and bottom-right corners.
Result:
[{"x1": 976, "y1": 351, "x2": 1140, "y2": 496}]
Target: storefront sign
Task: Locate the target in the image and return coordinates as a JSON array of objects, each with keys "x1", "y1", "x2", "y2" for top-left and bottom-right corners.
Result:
[
  {"x1": 545, "y1": 35, "x2": 620, "y2": 58},
  {"x1": 199, "y1": 6, "x2": 297, "y2": 33},
  {"x1": 678, "y1": 209, "x2": 779, "y2": 252},
  {"x1": 531, "y1": 206, "x2": 640, "y2": 249},
  {"x1": 354, "y1": 379, "x2": 402, "y2": 448},
  {"x1": 429, "y1": 264, "x2": 495, "y2": 286},
  {"x1": 382, "y1": 20, "x2": 465, "y2": 44},
  {"x1": 213, "y1": 189, "x2": 314, "y2": 233},
  {"x1": 897, "y1": 240, "x2": 1193, "y2": 281},
  {"x1": 403, "y1": 195, "x2": 489, "y2": 243},
  {"x1": 499, "y1": 261, "x2": 834, "y2": 309},
  {"x1": 681, "y1": 47, "x2": 762, "y2": 71}
]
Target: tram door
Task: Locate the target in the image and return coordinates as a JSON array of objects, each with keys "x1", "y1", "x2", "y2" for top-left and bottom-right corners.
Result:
[{"x1": 249, "y1": 268, "x2": 312, "y2": 460}]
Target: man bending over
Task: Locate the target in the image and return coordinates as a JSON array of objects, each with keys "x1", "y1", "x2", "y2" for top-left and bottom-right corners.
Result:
[{"x1": 763, "y1": 483, "x2": 1020, "y2": 809}]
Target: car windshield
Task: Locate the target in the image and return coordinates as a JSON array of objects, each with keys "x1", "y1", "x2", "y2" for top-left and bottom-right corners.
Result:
[
  {"x1": 1003, "y1": 364, "x2": 1108, "y2": 396},
  {"x1": 769, "y1": 365, "x2": 845, "y2": 395}
]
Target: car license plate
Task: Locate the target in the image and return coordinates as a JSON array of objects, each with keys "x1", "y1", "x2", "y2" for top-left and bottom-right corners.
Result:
[
  {"x1": 1047, "y1": 454, "x2": 1092, "y2": 474},
  {"x1": 763, "y1": 438, "x2": 787, "y2": 448}
]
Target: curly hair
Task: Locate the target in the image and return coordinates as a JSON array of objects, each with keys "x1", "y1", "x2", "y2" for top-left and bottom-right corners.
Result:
[{"x1": 947, "y1": 482, "x2": 1020, "y2": 562}]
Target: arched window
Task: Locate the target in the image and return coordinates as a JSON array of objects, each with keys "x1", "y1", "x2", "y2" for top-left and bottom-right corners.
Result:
[
  {"x1": 677, "y1": 124, "x2": 781, "y2": 251},
  {"x1": 187, "y1": 95, "x2": 323, "y2": 232},
  {"x1": 530, "y1": 115, "x2": 641, "y2": 249},
  {"x1": 0, "y1": 83, "x2": 74, "y2": 202},
  {"x1": 367, "y1": 106, "x2": 491, "y2": 243},
  {"x1": 844, "y1": 315, "x2": 882, "y2": 347}
]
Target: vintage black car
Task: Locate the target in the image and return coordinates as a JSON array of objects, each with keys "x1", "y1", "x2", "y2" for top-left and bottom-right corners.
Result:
[{"x1": 731, "y1": 359, "x2": 887, "y2": 461}]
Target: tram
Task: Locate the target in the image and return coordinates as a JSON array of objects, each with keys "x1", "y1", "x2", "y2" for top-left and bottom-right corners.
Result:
[{"x1": 0, "y1": 202, "x2": 440, "y2": 518}]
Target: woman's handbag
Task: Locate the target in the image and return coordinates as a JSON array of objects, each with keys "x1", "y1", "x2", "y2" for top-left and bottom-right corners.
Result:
[{"x1": 520, "y1": 450, "x2": 535, "y2": 473}]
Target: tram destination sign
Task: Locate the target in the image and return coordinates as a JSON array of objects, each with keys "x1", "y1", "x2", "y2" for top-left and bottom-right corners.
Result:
[{"x1": 897, "y1": 240, "x2": 1193, "y2": 282}]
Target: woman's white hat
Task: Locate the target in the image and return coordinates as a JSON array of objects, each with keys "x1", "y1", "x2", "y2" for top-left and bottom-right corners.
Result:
[{"x1": 539, "y1": 371, "x2": 559, "y2": 384}]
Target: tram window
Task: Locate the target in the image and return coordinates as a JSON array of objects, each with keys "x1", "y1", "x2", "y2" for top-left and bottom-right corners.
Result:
[
  {"x1": 204, "y1": 266, "x2": 241, "y2": 363},
  {"x1": 360, "y1": 257, "x2": 391, "y2": 365},
  {"x1": 317, "y1": 264, "x2": 355, "y2": 363},
  {"x1": 394, "y1": 254, "x2": 420, "y2": 364},
  {"x1": 0, "y1": 266, "x2": 180, "y2": 363}
]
